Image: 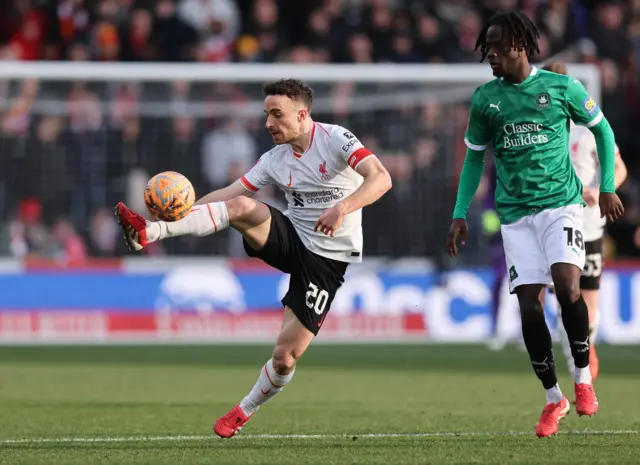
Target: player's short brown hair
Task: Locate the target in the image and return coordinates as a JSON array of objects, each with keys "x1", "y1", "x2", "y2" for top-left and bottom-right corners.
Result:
[
  {"x1": 542, "y1": 61, "x2": 568, "y2": 76},
  {"x1": 263, "y1": 79, "x2": 313, "y2": 110}
]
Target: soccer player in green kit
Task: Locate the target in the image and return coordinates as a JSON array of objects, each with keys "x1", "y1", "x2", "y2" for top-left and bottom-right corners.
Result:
[{"x1": 445, "y1": 11, "x2": 625, "y2": 438}]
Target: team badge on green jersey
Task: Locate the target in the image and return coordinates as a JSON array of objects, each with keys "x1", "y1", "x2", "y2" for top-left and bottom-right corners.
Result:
[{"x1": 536, "y1": 93, "x2": 551, "y2": 109}]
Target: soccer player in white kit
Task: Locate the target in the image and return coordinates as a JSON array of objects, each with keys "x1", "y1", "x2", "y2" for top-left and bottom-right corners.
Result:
[
  {"x1": 543, "y1": 62, "x2": 628, "y2": 382},
  {"x1": 113, "y1": 79, "x2": 393, "y2": 438}
]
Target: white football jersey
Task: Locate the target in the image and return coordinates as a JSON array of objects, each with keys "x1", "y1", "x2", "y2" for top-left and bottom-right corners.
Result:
[
  {"x1": 569, "y1": 122, "x2": 619, "y2": 241},
  {"x1": 239, "y1": 122, "x2": 374, "y2": 263}
]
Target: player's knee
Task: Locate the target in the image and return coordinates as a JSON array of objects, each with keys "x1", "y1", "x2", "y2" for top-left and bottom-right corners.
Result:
[
  {"x1": 272, "y1": 347, "x2": 298, "y2": 376},
  {"x1": 554, "y1": 279, "x2": 581, "y2": 308},
  {"x1": 516, "y1": 286, "x2": 544, "y2": 317},
  {"x1": 551, "y1": 263, "x2": 582, "y2": 306},
  {"x1": 226, "y1": 196, "x2": 257, "y2": 222},
  {"x1": 519, "y1": 298, "x2": 544, "y2": 321}
]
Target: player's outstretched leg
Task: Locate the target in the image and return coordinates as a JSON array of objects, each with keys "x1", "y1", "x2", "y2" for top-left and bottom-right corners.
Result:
[
  {"x1": 516, "y1": 285, "x2": 569, "y2": 438},
  {"x1": 114, "y1": 197, "x2": 269, "y2": 251},
  {"x1": 551, "y1": 264, "x2": 599, "y2": 417},
  {"x1": 213, "y1": 307, "x2": 314, "y2": 438}
]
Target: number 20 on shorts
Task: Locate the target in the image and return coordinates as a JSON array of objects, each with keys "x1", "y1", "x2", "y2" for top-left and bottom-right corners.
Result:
[{"x1": 306, "y1": 283, "x2": 329, "y2": 315}]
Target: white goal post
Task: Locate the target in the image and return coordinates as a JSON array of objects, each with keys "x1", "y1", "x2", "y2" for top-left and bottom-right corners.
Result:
[{"x1": 0, "y1": 61, "x2": 601, "y2": 102}]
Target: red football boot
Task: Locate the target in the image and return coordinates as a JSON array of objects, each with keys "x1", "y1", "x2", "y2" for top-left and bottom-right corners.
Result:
[
  {"x1": 535, "y1": 396, "x2": 570, "y2": 438},
  {"x1": 113, "y1": 202, "x2": 149, "y2": 252},
  {"x1": 575, "y1": 383, "x2": 599, "y2": 417},
  {"x1": 214, "y1": 405, "x2": 252, "y2": 438}
]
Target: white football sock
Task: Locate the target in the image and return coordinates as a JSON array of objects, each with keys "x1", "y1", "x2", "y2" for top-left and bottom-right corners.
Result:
[
  {"x1": 574, "y1": 366, "x2": 592, "y2": 385},
  {"x1": 239, "y1": 359, "x2": 295, "y2": 416},
  {"x1": 545, "y1": 383, "x2": 563, "y2": 404},
  {"x1": 146, "y1": 202, "x2": 229, "y2": 242}
]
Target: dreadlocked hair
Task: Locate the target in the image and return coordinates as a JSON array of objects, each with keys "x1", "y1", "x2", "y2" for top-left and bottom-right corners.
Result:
[{"x1": 475, "y1": 11, "x2": 540, "y2": 62}]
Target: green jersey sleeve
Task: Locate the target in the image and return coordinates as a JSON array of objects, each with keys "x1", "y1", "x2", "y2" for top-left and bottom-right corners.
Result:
[
  {"x1": 464, "y1": 89, "x2": 489, "y2": 151},
  {"x1": 565, "y1": 78, "x2": 603, "y2": 128}
]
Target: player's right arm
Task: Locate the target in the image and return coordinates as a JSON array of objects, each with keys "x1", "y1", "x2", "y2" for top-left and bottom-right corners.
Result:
[
  {"x1": 447, "y1": 89, "x2": 489, "y2": 257},
  {"x1": 456, "y1": 89, "x2": 489, "y2": 219},
  {"x1": 195, "y1": 153, "x2": 272, "y2": 205}
]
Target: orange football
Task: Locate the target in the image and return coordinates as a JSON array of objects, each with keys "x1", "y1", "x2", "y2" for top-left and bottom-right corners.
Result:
[{"x1": 144, "y1": 171, "x2": 195, "y2": 222}]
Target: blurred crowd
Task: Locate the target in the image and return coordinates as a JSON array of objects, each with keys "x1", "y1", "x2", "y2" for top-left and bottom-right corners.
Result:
[{"x1": 0, "y1": 0, "x2": 639, "y2": 264}]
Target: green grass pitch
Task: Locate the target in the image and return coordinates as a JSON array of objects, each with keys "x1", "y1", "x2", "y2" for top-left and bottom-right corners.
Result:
[{"x1": 0, "y1": 344, "x2": 639, "y2": 464}]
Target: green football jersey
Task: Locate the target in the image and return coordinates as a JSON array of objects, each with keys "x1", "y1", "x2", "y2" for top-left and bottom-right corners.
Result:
[{"x1": 464, "y1": 67, "x2": 603, "y2": 225}]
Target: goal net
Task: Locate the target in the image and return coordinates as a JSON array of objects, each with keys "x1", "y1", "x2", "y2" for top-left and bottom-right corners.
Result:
[{"x1": 0, "y1": 62, "x2": 601, "y2": 263}]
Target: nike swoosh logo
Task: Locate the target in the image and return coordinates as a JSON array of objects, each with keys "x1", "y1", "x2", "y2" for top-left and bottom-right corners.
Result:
[
  {"x1": 261, "y1": 388, "x2": 271, "y2": 395},
  {"x1": 287, "y1": 171, "x2": 292, "y2": 188}
]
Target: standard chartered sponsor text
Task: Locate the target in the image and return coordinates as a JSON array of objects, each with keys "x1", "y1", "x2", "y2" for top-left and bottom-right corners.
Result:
[{"x1": 299, "y1": 188, "x2": 345, "y2": 204}]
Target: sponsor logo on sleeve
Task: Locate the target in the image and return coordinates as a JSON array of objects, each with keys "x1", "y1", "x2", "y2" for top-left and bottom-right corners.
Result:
[{"x1": 583, "y1": 97, "x2": 599, "y2": 116}]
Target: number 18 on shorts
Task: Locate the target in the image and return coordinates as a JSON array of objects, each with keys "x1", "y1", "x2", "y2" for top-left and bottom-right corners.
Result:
[{"x1": 501, "y1": 204, "x2": 586, "y2": 293}]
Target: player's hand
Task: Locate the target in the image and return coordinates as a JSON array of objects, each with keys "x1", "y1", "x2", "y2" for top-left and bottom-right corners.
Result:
[
  {"x1": 446, "y1": 219, "x2": 468, "y2": 258},
  {"x1": 599, "y1": 192, "x2": 624, "y2": 222},
  {"x1": 582, "y1": 187, "x2": 599, "y2": 207},
  {"x1": 315, "y1": 204, "x2": 345, "y2": 237}
]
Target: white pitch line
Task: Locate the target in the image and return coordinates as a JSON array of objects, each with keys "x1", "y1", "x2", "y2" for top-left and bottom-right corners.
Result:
[{"x1": 0, "y1": 430, "x2": 637, "y2": 445}]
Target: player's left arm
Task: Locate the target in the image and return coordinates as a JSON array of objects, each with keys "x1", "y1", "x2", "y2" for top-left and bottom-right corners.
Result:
[
  {"x1": 565, "y1": 78, "x2": 624, "y2": 220},
  {"x1": 314, "y1": 129, "x2": 392, "y2": 236}
]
